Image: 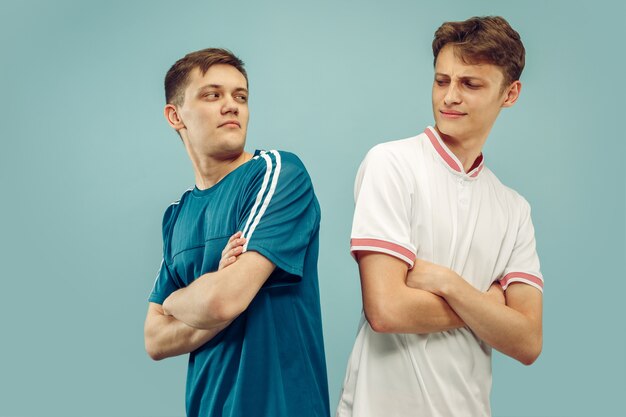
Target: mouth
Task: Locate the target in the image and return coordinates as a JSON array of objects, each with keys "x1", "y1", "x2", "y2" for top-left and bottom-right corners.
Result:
[
  {"x1": 439, "y1": 110, "x2": 467, "y2": 119},
  {"x1": 219, "y1": 120, "x2": 241, "y2": 128}
]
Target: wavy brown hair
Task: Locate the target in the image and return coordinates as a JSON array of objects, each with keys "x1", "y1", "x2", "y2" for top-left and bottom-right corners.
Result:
[{"x1": 432, "y1": 16, "x2": 525, "y2": 89}]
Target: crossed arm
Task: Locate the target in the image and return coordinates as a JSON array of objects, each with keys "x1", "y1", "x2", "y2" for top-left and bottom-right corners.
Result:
[
  {"x1": 359, "y1": 252, "x2": 543, "y2": 365},
  {"x1": 144, "y1": 234, "x2": 274, "y2": 360},
  {"x1": 144, "y1": 302, "x2": 230, "y2": 361}
]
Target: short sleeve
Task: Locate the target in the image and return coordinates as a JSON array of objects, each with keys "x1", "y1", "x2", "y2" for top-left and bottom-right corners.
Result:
[
  {"x1": 148, "y1": 202, "x2": 182, "y2": 304},
  {"x1": 350, "y1": 145, "x2": 417, "y2": 268},
  {"x1": 148, "y1": 258, "x2": 179, "y2": 304},
  {"x1": 238, "y1": 150, "x2": 319, "y2": 285},
  {"x1": 499, "y1": 200, "x2": 544, "y2": 293}
]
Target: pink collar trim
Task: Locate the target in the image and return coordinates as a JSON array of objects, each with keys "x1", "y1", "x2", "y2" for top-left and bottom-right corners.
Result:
[{"x1": 424, "y1": 126, "x2": 485, "y2": 178}]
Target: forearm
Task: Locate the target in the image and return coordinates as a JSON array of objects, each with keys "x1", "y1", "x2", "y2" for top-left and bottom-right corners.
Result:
[
  {"x1": 162, "y1": 280, "x2": 230, "y2": 329},
  {"x1": 144, "y1": 304, "x2": 229, "y2": 360},
  {"x1": 163, "y1": 251, "x2": 275, "y2": 329},
  {"x1": 358, "y1": 253, "x2": 465, "y2": 334},
  {"x1": 368, "y1": 286, "x2": 465, "y2": 333},
  {"x1": 408, "y1": 259, "x2": 542, "y2": 364},
  {"x1": 440, "y1": 279, "x2": 542, "y2": 364},
  {"x1": 163, "y1": 274, "x2": 236, "y2": 330}
]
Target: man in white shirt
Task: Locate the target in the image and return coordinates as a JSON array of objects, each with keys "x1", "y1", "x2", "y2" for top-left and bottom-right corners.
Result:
[{"x1": 336, "y1": 16, "x2": 543, "y2": 417}]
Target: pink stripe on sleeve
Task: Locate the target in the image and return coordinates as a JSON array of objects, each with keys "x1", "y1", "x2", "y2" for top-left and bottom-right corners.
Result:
[
  {"x1": 350, "y1": 238, "x2": 416, "y2": 266},
  {"x1": 500, "y1": 272, "x2": 544, "y2": 291}
]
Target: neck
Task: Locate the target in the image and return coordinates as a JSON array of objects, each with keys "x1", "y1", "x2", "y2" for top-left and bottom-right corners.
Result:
[
  {"x1": 187, "y1": 147, "x2": 253, "y2": 190},
  {"x1": 435, "y1": 126, "x2": 487, "y2": 173}
]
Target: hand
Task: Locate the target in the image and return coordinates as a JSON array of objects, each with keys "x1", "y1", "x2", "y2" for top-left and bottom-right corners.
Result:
[
  {"x1": 485, "y1": 281, "x2": 506, "y2": 305},
  {"x1": 406, "y1": 259, "x2": 458, "y2": 295},
  {"x1": 218, "y1": 232, "x2": 246, "y2": 270}
]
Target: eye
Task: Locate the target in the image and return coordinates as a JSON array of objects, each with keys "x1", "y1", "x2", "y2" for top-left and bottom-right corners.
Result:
[
  {"x1": 235, "y1": 94, "x2": 248, "y2": 103},
  {"x1": 435, "y1": 79, "x2": 449, "y2": 86},
  {"x1": 202, "y1": 92, "x2": 220, "y2": 100},
  {"x1": 464, "y1": 82, "x2": 481, "y2": 89}
]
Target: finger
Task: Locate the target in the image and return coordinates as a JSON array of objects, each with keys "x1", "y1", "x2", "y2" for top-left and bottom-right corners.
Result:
[
  {"x1": 219, "y1": 256, "x2": 237, "y2": 270},
  {"x1": 221, "y1": 257, "x2": 232, "y2": 268},
  {"x1": 228, "y1": 231, "x2": 243, "y2": 243},
  {"x1": 221, "y1": 245, "x2": 243, "y2": 261},
  {"x1": 222, "y1": 238, "x2": 238, "y2": 257},
  {"x1": 231, "y1": 245, "x2": 244, "y2": 255},
  {"x1": 222, "y1": 235, "x2": 246, "y2": 257}
]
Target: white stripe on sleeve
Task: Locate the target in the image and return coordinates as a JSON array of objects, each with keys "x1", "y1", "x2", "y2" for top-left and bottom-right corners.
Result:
[
  {"x1": 243, "y1": 150, "x2": 282, "y2": 251},
  {"x1": 241, "y1": 151, "x2": 273, "y2": 239}
]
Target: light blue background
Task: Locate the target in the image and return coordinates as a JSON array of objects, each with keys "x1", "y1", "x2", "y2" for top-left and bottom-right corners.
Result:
[{"x1": 1, "y1": 1, "x2": 623, "y2": 416}]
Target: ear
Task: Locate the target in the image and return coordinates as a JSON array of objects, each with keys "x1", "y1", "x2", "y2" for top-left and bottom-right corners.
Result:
[
  {"x1": 502, "y1": 81, "x2": 522, "y2": 108},
  {"x1": 164, "y1": 104, "x2": 185, "y2": 130}
]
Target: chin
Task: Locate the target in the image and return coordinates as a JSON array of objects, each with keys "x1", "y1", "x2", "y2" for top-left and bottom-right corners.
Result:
[
  {"x1": 220, "y1": 132, "x2": 246, "y2": 148},
  {"x1": 220, "y1": 138, "x2": 246, "y2": 157},
  {"x1": 435, "y1": 119, "x2": 460, "y2": 137}
]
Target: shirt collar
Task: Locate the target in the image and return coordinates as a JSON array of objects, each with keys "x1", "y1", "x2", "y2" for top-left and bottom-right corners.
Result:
[{"x1": 424, "y1": 126, "x2": 485, "y2": 178}]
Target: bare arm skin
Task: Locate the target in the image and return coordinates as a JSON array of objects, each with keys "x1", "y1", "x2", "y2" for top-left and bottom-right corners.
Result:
[
  {"x1": 407, "y1": 259, "x2": 543, "y2": 365},
  {"x1": 144, "y1": 233, "x2": 247, "y2": 360},
  {"x1": 358, "y1": 252, "x2": 504, "y2": 334},
  {"x1": 162, "y1": 251, "x2": 276, "y2": 329},
  {"x1": 144, "y1": 302, "x2": 230, "y2": 361}
]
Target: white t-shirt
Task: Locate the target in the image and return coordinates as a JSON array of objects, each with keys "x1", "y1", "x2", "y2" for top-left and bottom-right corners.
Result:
[{"x1": 336, "y1": 127, "x2": 543, "y2": 417}]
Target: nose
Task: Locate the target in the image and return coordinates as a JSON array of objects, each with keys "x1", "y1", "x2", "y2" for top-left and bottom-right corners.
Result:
[
  {"x1": 444, "y1": 82, "x2": 461, "y2": 106},
  {"x1": 221, "y1": 96, "x2": 239, "y2": 116}
]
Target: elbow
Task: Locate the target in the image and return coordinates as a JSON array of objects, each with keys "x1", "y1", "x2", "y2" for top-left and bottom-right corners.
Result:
[
  {"x1": 143, "y1": 318, "x2": 172, "y2": 361},
  {"x1": 517, "y1": 336, "x2": 542, "y2": 366},
  {"x1": 519, "y1": 351, "x2": 540, "y2": 366},
  {"x1": 367, "y1": 317, "x2": 389, "y2": 333},
  {"x1": 146, "y1": 345, "x2": 165, "y2": 361},
  {"x1": 144, "y1": 313, "x2": 167, "y2": 361},
  {"x1": 144, "y1": 334, "x2": 166, "y2": 361},
  {"x1": 364, "y1": 305, "x2": 398, "y2": 334}
]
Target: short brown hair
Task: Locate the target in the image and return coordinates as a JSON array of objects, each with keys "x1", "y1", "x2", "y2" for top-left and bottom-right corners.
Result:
[
  {"x1": 432, "y1": 16, "x2": 525, "y2": 88},
  {"x1": 164, "y1": 48, "x2": 248, "y2": 106}
]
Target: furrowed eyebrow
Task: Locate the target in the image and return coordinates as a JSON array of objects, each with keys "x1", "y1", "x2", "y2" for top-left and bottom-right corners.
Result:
[
  {"x1": 459, "y1": 76, "x2": 485, "y2": 82},
  {"x1": 434, "y1": 73, "x2": 486, "y2": 83}
]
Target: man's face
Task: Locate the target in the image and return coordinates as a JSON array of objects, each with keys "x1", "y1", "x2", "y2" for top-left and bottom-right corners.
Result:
[
  {"x1": 176, "y1": 64, "x2": 249, "y2": 158},
  {"x1": 432, "y1": 44, "x2": 514, "y2": 142}
]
